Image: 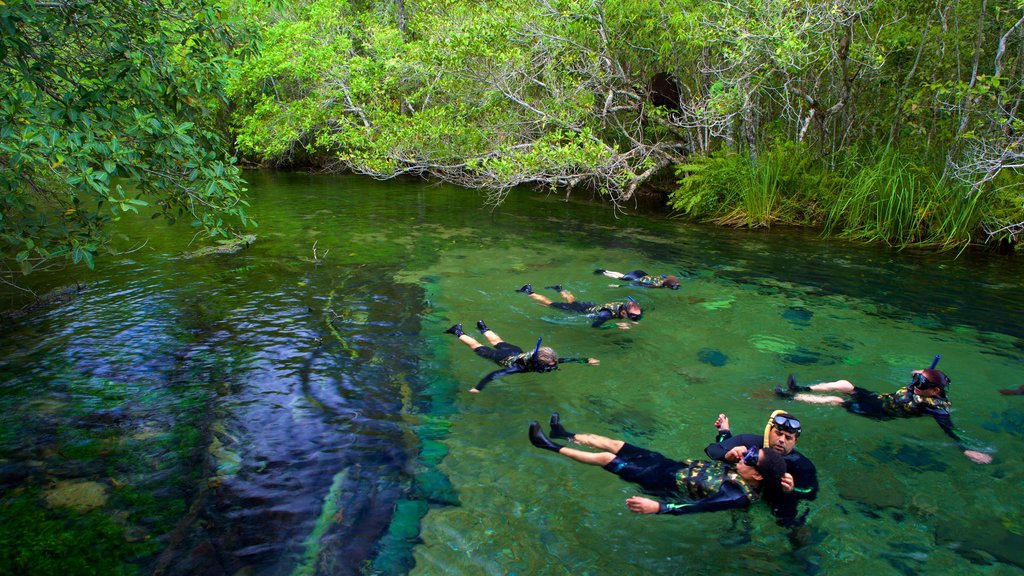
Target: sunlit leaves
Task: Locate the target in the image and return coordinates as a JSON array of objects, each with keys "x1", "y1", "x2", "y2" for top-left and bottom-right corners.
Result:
[{"x1": 0, "y1": 0, "x2": 254, "y2": 279}]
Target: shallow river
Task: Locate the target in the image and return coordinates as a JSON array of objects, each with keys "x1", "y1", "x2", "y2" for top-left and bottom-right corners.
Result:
[{"x1": 1, "y1": 172, "x2": 1022, "y2": 575}]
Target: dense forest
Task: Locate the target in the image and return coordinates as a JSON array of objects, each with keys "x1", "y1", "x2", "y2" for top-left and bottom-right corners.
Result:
[{"x1": 3, "y1": 0, "x2": 1024, "y2": 287}]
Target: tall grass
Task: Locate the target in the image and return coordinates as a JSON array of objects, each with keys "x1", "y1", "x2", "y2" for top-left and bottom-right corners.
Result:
[
  {"x1": 670, "y1": 145, "x2": 805, "y2": 228},
  {"x1": 670, "y1": 144, "x2": 988, "y2": 248},
  {"x1": 826, "y1": 149, "x2": 983, "y2": 249}
]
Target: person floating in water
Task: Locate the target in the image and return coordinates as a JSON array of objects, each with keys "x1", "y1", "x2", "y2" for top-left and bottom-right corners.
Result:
[
  {"x1": 444, "y1": 321, "x2": 599, "y2": 393},
  {"x1": 776, "y1": 369, "x2": 992, "y2": 464},
  {"x1": 705, "y1": 410, "x2": 818, "y2": 529},
  {"x1": 528, "y1": 414, "x2": 786, "y2": 516},
  {"x1": 594, "y1": 268, "x2": 680, "y2": 290},
  {"x1": 516, "y1": 284, "x2": 642, "y2": 329}
]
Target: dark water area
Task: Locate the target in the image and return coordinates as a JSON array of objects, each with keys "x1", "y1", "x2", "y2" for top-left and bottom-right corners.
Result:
[{"x1": 1, "y1": 172, "x2": 1023, "y2": 575}]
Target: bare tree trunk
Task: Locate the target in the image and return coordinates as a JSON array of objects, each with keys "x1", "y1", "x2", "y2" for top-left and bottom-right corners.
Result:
[
  {"x1": 947, "y1": 0, "x2": 988, "y2": 167},
  {"x1": 888, "y1": 17, "x2": 932, "y2": 146},
  {"x1": 395, "y1": 0, "x2": 406, "y2": 34}
]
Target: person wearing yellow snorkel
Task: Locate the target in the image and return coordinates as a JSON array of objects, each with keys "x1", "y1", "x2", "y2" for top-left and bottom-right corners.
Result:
[
  {"x1": 528, "y1": 415, "x2": 788, "y2": 517},
  {"x1": 704, "y1": 410, "x2": 818, "y2": 528},
  {"x1": 444, "y1": 321, "x2": 599, "y2": 393},
  {"x1": 516, "y1": 284, "x2": 642, "y2": 329},
  {"x1": 776, "y1": 358, "x2": 992, "y2": 464}
]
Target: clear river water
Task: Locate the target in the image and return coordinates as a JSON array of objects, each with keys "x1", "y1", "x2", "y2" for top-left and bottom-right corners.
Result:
[{"x1": 1, "y1": 172, "x2": 1022, "y2": 576}]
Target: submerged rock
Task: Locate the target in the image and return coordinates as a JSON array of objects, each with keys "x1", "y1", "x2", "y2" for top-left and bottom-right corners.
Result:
[
  {"x1": 697, "y1": 348, "x2": 728, "y2": 367},
  {"x1": 835, "y1": 465, "x2": 907, "y2": 509},
  {"x1": 180, "y1": 234, "x2": 257, "y2": 259},
  {"x1": 42, "y1": 479, "x2": 109, "y2": 512},
  {"x1": 935, "y1": 516, "x2": 1024, "y2": 569}
]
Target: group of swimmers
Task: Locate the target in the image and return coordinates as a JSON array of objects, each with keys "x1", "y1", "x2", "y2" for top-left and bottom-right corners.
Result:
[{"x1": 444, "y1": 267, "x2": 992, "y2": 528}]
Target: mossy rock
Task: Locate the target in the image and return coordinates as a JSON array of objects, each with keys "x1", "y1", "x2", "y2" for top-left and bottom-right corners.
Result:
[
  {"x1": 42, "y1": 480, "x2": 109, "y2": 512},
  {"x1": 180, "y1": 234, "x2": 257, "y2": 259},
  {"x1": 835, "y1": 466, "x2": 906, "y2": 509}
]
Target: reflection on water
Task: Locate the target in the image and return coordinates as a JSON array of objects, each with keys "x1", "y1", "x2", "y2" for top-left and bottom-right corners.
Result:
[{"x1": 1, "y1": 172, "x2": 1023, "y2": 575}]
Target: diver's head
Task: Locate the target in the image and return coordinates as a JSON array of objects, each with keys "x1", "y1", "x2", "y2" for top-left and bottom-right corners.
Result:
[
  {"x1": 738, "y1": 446, "x2": 786, "y2": 487},
  {"x1": 764, "y1": 410, "x2": 801, "y2": 455},
  {"x1": 911, "y1": 369, "x2": 950, "y2": 395},
  {"x1": 663, "y1": 275, "x2": 680, "y2": 290},
  {"x1": 534, "y1": 347, "x2": 559, "y2": 372},
  {"x1": 621, "y1": 298, "x2": 643, "y2": 321}
]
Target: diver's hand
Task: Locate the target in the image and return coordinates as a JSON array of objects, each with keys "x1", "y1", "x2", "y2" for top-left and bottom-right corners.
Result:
[
  {"x1": 714, "y1": 413, "x2": 730, "y2": 431},
  {"x1": 780, "y1": 472, "x2": 795, "y2": 493},
  {"x1": 616, "y1": 322, "x2": 631, "y2": 330},
  {"x1": 468, "y1": 388, "x2": 480, "y2": 394},
  {"x1": 625, "y1": 496, "x2": 660, "y2": 514},
  {"x1": 587, "y1": 358, "x2": 600, "y2": 365},
  {"x1": 723, "y1": 446, "x2": 746, "y2": 463},
  {"x1": 964, "y1": 450, "x2": 992, "y2": 464}
]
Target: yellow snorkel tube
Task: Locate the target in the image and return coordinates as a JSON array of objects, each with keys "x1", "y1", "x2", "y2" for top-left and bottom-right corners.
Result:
[{"x1": 764, "y1": 409, "x2": 789, "y2": 448}]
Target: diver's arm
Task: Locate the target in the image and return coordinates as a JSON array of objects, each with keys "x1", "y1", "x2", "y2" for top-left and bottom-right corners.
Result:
[
  {"x1": 471, "y1": 366, "x2": 523, "y2": 392},
  {"x1": 704, "y1": 433, "x2": 760, "y2": 461},
  {"x1": 788, "y1": 455, "x2": 819, "y2": 501},
  {"x1": 649, "y1": 482, "x2": 750, "y2": 515},
  {"x1": 926, "y1": 408, "x2": 963, "y2": 443},
  {"x1": 590, "y1": 310, "x2": 613, "y2": 328},
  {"x1": 926, "y1": 408, "x2": 993, "y2": 464},
  {"x1": 557, "y1": 357, "x2": 600, "y2": 365}
]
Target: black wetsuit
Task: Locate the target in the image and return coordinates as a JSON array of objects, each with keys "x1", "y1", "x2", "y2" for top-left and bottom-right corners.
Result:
[
  {"x1": 844, "y1": 386, "x2": 964, "y2": 446},
  {"x1": 549, "y1": 301, "x2": 628, "y2": 328},
  {"x1": 705, "y1": 431, "x2": 818, "y2": 527},
  {"x1": 471, "y1": 343, "x2": 588, "y2": 391},
  {"x1": 619, "y1": 270, "x2": 671, "y2": 288},
  {"x1": 604, "y1": 443, "x2": 758, "y2": 515}
]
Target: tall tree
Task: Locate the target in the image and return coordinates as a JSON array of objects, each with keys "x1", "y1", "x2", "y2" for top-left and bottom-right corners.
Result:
[{"x1": 0, "y1": 0, "x2": 252, "y2": 289}]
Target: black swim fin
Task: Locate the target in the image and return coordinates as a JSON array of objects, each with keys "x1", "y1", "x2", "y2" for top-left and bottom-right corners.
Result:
[
  {"x1": 529, "y1": 421, "x2": 563, "y2": 452},
  {"x1": 516, "y1": 284, "x2": 533, "y2": 294},
  {"x1": 549, "y1": 412, "x2": 575, "y2": 440},
  {"x1": 444, "y1": 323, "x2": 464, "y2": 337},
  {"x1": 787, "y1": 374, "x2": 811, "y2": 392},
  {"x1": 476, "y1": 320, "x2": 490, "y2": 333}
]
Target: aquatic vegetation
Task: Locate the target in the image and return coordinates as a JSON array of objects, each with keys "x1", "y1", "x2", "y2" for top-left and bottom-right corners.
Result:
[{"x1": 749, "y1": 335, "x2": 798, "y2": 355}]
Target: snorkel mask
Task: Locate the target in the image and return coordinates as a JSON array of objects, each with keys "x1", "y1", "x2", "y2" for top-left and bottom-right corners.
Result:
[
  {"x1": 910, "y1": 355, "x2": 946, "y2": 392},
  {"x1": 533, "y1": 337, "x2": 558, "y2": 372},
  {"x1": 624, "y1": 296, "x2": 642, "y2": 321},
  {"x1": 742, "y1": 446, "x2": 760, "y2": 467}
]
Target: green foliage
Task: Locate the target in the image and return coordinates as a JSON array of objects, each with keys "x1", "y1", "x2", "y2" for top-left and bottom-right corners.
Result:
[
  {"x1": 0, "y1": 494, "x2": 155, "y2": 576},
  {"x1": 0, "y1": 0, "x2": 254, "y2": 282},
  {"x1": 826, "y1": 149, "x2": 984, "y2": 248},
  {"x1": 669, "y1": 142, "x2": 832, "y2": 228},
  {"x1": 225, "y1": 0, "x2": 1023, "y2": 250}
]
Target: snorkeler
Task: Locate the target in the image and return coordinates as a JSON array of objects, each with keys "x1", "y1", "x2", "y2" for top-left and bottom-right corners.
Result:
[
  {"x1": 775, "y1": 367, "x2": 993, "y2": 464},
  {"x1": 594, "y1": 268, "x2": 680, "y2": 290},
  {"x1": 516, "y1": 284, "x2": 643, "y2": 329},
  {"x1": 444, "y1": 321, "x2": 599, "y2": 393},
  {"x1": 705, "y1": 411, "x2": 818, "y2": 528},
  {"x1": 528, "y1": 415, "x2": 786, "y2": 516}
]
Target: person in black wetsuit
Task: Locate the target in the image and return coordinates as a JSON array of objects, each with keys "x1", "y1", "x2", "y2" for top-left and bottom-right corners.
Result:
[
  {"x1": 528, "y1": 414, "x2": 786, "y2": 516},
  {"x1": 444, "y1": 321, "x2": 599, "y2": 393},
  {"x1": 776, "y1": 369, "x2": 992, "y2": 464},
  {"x1": 705, "y1": 410, "x2": 817, "y2": 529},
  {"x1": 594, "y1": 268, "x2": 681, "y2": 290},
  {"x1": 516, "y1": 284, "x2": 642, "y2": 329}
]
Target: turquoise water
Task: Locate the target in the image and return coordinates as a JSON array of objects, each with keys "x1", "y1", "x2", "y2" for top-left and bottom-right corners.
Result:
[{"x1": 1, "y1": 172, "x2": 1022, "y2": 575}]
